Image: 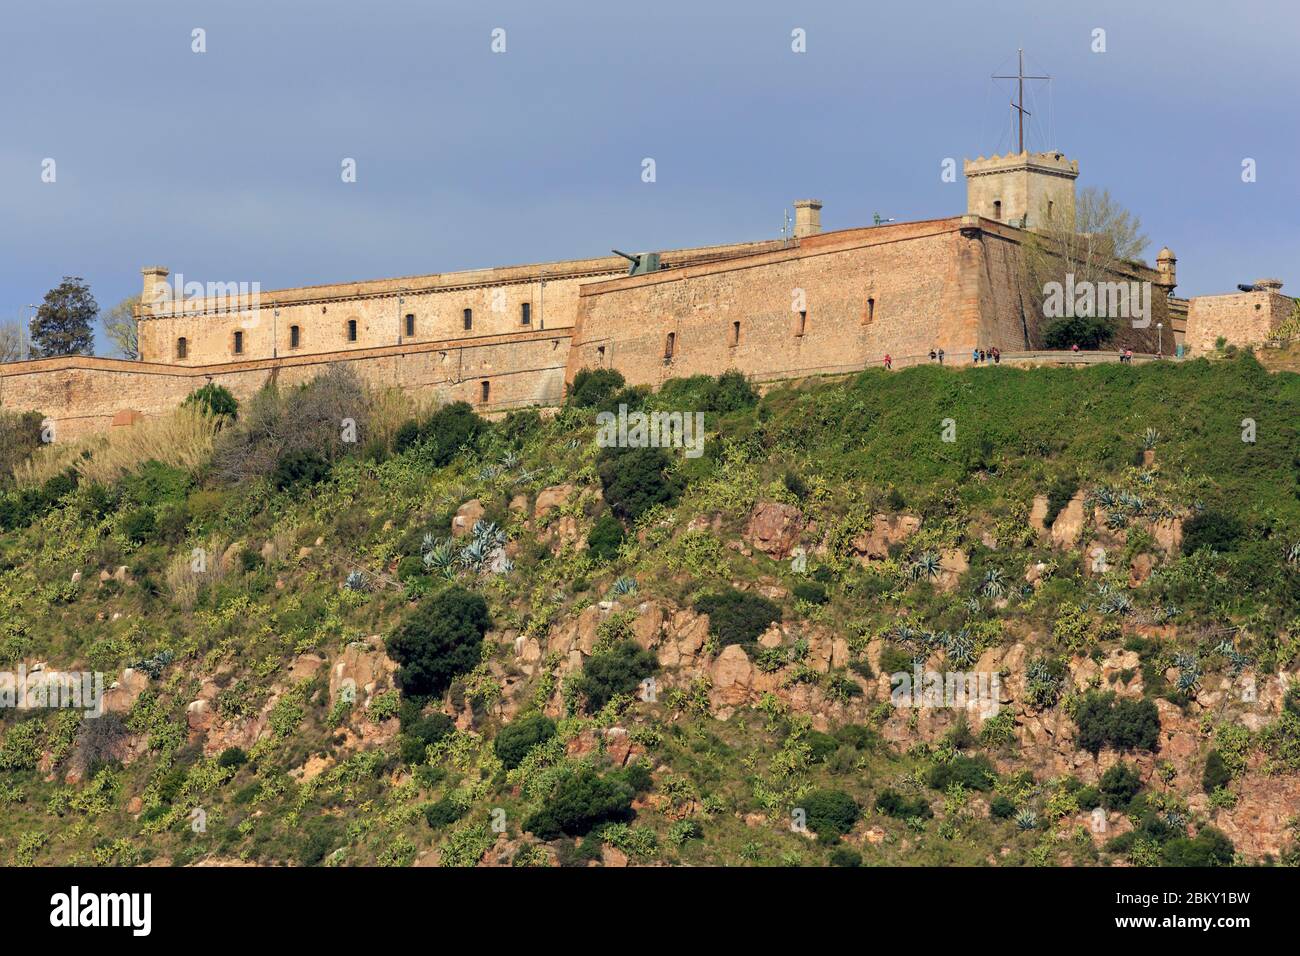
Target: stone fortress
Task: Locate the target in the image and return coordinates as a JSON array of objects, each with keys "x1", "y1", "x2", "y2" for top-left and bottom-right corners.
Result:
[{"x1": 0, "y1": 149, "x2": 1290, "y2": 440}]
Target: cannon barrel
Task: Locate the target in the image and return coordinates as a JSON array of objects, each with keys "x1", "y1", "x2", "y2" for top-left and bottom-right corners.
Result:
[{"x1": 611, "y1": 248, "x2": 640, "y2": 264}]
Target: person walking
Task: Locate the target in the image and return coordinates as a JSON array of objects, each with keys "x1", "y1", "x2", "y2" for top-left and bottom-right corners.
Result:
[
  {"x1": 937, "y1": 348, "x2": 944, "y2": 365},
  {"x1": 1071, "y1": 343, "x2": 1080, "y2": 353},
  {"x1": 972, "y1": 347, "x2": 980, "y2": 364},
  {"x1": 992, "y1": 347, "x2": 1001, "y2": 365},
  {"x1": 929, "y1": 349, "x2": 937, "y2": 362},
  {"x1": 883, "y1": 353, "x2": 892, "y2": 370}
]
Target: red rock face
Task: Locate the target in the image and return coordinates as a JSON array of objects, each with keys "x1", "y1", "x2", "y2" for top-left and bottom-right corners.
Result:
[{"x1": 744, "y1": 501, "x2": 804, "y2": 559}]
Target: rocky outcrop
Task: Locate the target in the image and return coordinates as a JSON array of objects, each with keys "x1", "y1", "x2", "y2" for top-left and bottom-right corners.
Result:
[
  {"x1": 452, "y1": 499, "x2": 486, "y2": 537},
  {"x1": 744, "y1": 502, "x2": 804, "y2": 559},
  {"x1": 1050, "y1": 493, "x2": 1086, "y2": 549},
  {"x1": 850, "y1": 514, "x2": 921, "y2": 561}
]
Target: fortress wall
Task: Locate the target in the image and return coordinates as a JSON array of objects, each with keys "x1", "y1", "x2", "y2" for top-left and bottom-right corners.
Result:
[
  {"x1": 567, "y1": 218, "x2": 1000, "y2": 384},
  {"x1": 137, "y1": 241, "x2": 782, "y2": 366},
  {"x1": 1185, "y1": 290, "x2": 1294, "y2": 355},
  {"x1": 1, "y1": 330, "x2": 571, "y2": 442}
]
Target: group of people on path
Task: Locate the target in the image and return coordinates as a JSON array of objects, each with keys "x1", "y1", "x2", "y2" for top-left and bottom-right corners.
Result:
[{"x1": 971, "y1": 347, "x2": 1000, "y2": 365}]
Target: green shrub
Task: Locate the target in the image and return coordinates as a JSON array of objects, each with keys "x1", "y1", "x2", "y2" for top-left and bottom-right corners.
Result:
[
  {"x1": 694, "y1": 588, "x2": 781, "y2": 646},
  {"x1": 574, "y1": 640, "x2": 657, "y2": 712},
  {"x1": 216, "y1": 747, "x2": 248, "y2": 770},
  {"x1": 386, "y1": 587, "x2": 490, "y2": 698},
  {"x1": 783, "y1": 470, "x2": 810, "y2": 499},
  {"x1": 1098, "y1": 761, "x2": 1142, "y2": 810},
  {"x1": 597, "y1": 446, "x2": 683, "y2": 521},
  {"x1": 271, "y1": 449, "x2": 330, "y2": 490},
  {"x1": 120, "y1": 507, "x2": 157, "y2": 543},
  {"x1": 1161, "y1": 826, "x2": 1235, "y2": 866},
  {"x1": 396, "y1": 555, "x2": 426, "y2": 582},
  {"x1": 805, "y1": 730, "x2": 839, "y2": 764},
  {"x1": 497, "y1": 408, "x2": 542, "y2": 445},
  {"x1": 0, "y1": 410, "x2": 47, "y2": 484},
  {"x1": 801, "y1": 788, "x2": 860, "y2": 841},
  {"x1": 989, "y1": 795, "x2": 1017, "y2": 819},
  {"x1": 1202, "y1": 749, "x2": 1231, "y2": 793},
  {"x1": 1074, "y1": 786, "x2": 1102, "y2": 811},
  {"x1": 567, "y1": 368, "x2": 627, "y2": 409},
  {"x1": 878, "y1": 643, "x2": 913, "y2": 676},
  {"x1": 424, "y1": 795, "x2": 468, "y2": 829},
  {"x1": 586, "y1": 513, "x2": 625, "y2": 562},
  {"x1": 875, "y1": 788, "x2": 933, "y2": 820},
  {"x1": 524, "y1": 767, "x2": 635, "y2": 839},
  {"x1": 396, "y1": 401, "x2": 487, "y2": 465},
  {"x1": 1043, "y1": 474, "x2": 1078, "y2": 527},
  {"x1": 1043, "y1": 315, "x2": 1115, "y2": 350},
  {"x1": 1182, "y1": 510, "x2": 1246, "y2": 555},
  {"x1": 1074, "y1": 692, "x2": 1160, "y2": 755},
  {"x1": 494, "y1": 713, "x2": 556, "y2": 770},
  {"x1": 926, "y1": 754, "x2": 995, "y2": 792},
  {"x1": 829, "y1": 847, "x2": 862, "y2": 867},
  {"x1": 792, "y1": 580, "x2": 828, "y2": 605},
  {"x1": 183, "y1": 383, "x2": 239, "y2": 419}
]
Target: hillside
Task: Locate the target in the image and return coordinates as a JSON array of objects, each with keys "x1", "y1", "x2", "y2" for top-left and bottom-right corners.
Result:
[{"x1": 1, "y1": 355, "x2": 1299, "y2": 868}]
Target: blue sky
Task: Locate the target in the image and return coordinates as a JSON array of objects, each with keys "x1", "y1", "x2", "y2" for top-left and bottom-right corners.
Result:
[{"x1": 2, "y1": 0, "x2": 1296, "y2": 354}]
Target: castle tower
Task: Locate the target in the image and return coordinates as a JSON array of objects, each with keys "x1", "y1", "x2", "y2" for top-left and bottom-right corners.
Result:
[
  {"x1": 1155, "y1": 247, "x2": 1177, "y2": 294},
  {"x1": 139, "y1": 266, "x2": 170, "y2": 314},
  {"x1": 963, "y1": 151, "x2": 1078, "y2": 230}
]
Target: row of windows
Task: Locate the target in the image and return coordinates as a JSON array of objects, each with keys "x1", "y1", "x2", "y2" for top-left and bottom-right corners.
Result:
[
  {"x1": 179, "y1": 304, "x2": 537, "y2": 358},
  {"x1": 657, "y1": 299, "x2": 879, "y2": 361}
]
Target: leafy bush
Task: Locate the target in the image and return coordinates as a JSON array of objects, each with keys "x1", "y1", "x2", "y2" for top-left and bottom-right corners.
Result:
[
  {"x1": 792, "y1": 580, "x2": 828, "y2": 605},
  {"x1": 1161, "y1": 826, "x2": 1235, "y2": 866},
  {"x1": 216, "y1": 747, "x2": 248, "y2": 770},
  {"x1": 120, "y1": 507, "x2": 157, "y2": 543},
  {"x1": 926, "y1": 754, "x2": 995, "y2": 792},
  {"x1": 0, "y1": 410, "x2": 47, "y2": 484},
  {"x1": 395, "y1": 401, "x2": 487, "y2": 465},
  {"x1": 783, "y1": 470, "x2": 810, "y2": 499},
  {"x1": 694, "y1": 588, "x2": 781, "y2": 647},
  {"x1": 989, "y1": 795, "x2": 1017, "y2": 819},
  {"x1": 183, "y1": 383, "x2": 238, "y2": 419},
  {"x1": 386, "y1": 587, "x2": 490, "y2": 698},
  {"x1": 1098, "y1": 761, "x2": 1142, "y2": 810},
  {"x1": 875, "y1": 788, "x2": 933, "y2": 820},
  {"x1": 396, "y1": 555, "x2": 427, "y2": 582},
  {"x1": 567, "y1": 368, "x2": 627, "y2": 409},
  {"x1": 1043, "y1": 315, "x2": 1115, "y2": 350},
  {"x1": 1074, "y1": 692, "x2": 1160, "y2": 755},
  {"x1": 1202, "y1": 749, "x2": 1231, "y2": 793},
  {"x1": 271, "y1": 449, "x2": 330, "y2": 491},
  {"x1": 398, "y1": 711, "x2": 456, "y2": 764},
  {"x1": 1043, "y1": 474, "x2": 1078, "y2": 527},
  {"x1": 829, "y1": 847, "x2": 862, "y2": 867},
  {"x1": 597, "y1": 446, "x2": 683, "y2": 521},
  {"x1": 524, "y1": 767, "x2": 635, "y2": 839},
  {"x1": 801, "y1": 788, "x2": 860, "y2": 841},
  {"x1": 586, "y1": 513, "x2": 625, "y2": 562},
  {"x1": 573, "y1": 640, "x2": 657, "y2": 712},
  {"x1": 424, "y1": 795, "x2": 468, "y2": 829},
  {"x1": 493, "y1": 713, "x2": 556, "y2": 770},
  {"x1": 1182, "y1": 510, "x2": 1245, "y2": 555}
]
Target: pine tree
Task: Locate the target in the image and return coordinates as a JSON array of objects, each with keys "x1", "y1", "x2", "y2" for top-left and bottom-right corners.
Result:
[{"x1": 30, "y1": 276, "x2": 97, "y2": 357}]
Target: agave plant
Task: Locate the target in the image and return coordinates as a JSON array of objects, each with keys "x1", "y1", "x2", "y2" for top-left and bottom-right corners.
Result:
[
  {"x1": 1015, "y1": 808, "x2": 1038, "y2": 831},
  {"x1": 1173, "y1": 651, "x2": 1201, "y2": 694},
  {"x1": 611, "y1": 576, "x2": 638, "y2": 596},
  {"x1": 1142, "y1": 428, "x2": 1161, "y2": 450},
  {"x1": 942, "y1": 629, "x2": 976, "y2": 668},
  {"x1": 1094, "y1": 487, "x2": 1117, "y2": 509},
  {"x1": 458, "y1": 536, "x2": 491, "y2": 572},
  {"x1": 471, "y1": 520, "x2": 507, "y2": 550},
  {"x1": 343, "y1": 570, "x2": 368, "y2": 592},
  {"x1": 478, "y1": 464, "x2": 500, "y2": 482},
  {"x1": 1098, "y1": 592, "x2": 1132, "y2": 616},
  {"x1": 1287, "y1": 542, "x2": 1300, "y2": 566},
  {"x1": 422, "y1": 537, "x2": 457, "y2": 574},
  {"x1": 964, "y1": 596, "x2": 982, "y2": 614},
  {"x1": 910, "y1": 551, "x2": 941, "y2": 582},
  {"x1": 499, "y1": 449, "x2": 522, "y2": 471},
  {"x1": 979, "y1": 567, "x2": 1007, "y2": 599},
  {"x1": 1105, "y1": 511, "x2": 1127, "y2": 530}
]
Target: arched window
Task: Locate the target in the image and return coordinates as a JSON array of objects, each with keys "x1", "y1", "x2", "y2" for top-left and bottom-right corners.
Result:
[
  {"x1": 480, "y1": 380, "x2": 490, "y2": 404},
  {"x1": 730, "y1": 321, "x2": 741, "y2": 346},
  {"x1": 405, "y1": 313, "x2": 415, "y2": 337},
  {"x1": 664, "y1": 332, "x2": 675, "y2": 361},
  {"x1": 463, "y1": 308, "x2": 473, "y2": 331},
  {"x1": 233, "y1": 330, "x2": 244, "y2": 355},
  {"x1": 347, "y1": 319, "x2": 357, "y2": 342},
  {"x1": 176, "y1": 337, "x2": 187, "y2": 359},
  {"x1": 290, "y1": 325, "x2": 300, "y2": 348}
]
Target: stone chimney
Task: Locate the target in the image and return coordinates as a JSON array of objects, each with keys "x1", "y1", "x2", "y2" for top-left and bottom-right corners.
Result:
[
  {"x1": 140, "y1": 266, "x2": 170, "y2": 315},
  {"x1": 793, "y1": 199, "x2": 823, "y2": 238}
]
